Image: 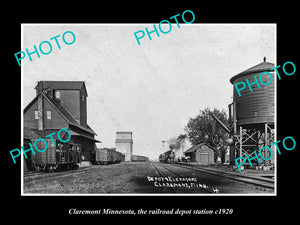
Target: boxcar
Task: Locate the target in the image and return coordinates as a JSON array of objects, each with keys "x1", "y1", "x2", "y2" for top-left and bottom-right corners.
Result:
[
  {"x1": 131, "y1": 155, "x2": 149, "y2": 162},
  {"x1": 95, "y1": 148, "x2": 123, "y2": 164},
  {"x1": 95, "y1": 148, "x2": 111, "y2": 164},
  {"x1": 114, "y1": 151, "x2": 123, "y2": 163},
  {"x1": 30, "y1": 138, "x2": 81, "y2": 171}
]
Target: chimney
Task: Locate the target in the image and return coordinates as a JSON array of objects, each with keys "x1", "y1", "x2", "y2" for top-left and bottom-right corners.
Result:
[
  {"x1": 37, "y1": 94, "x2": 44, "y2": 130},
  {"x1": 263, "y1": 57, "x2": 266, "y2": 62},
  {"x1": 36, "y1": 81, "x2": 45, "y2": 96}
]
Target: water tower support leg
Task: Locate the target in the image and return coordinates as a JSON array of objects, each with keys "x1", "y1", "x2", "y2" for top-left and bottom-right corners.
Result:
[
  {"x1": 239, "y1": 126, "x2": 243, "y2": 165},
  {"x1": 264, "y1": 123, "x2": 270, "y2": 166},
  {"x1": 262, "y1": 123, "x2": 274, "y2": 167}
]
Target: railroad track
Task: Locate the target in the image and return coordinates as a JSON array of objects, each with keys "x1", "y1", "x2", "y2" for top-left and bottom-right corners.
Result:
[
  {"x1": 173, "y1": 163, "x2": 275, "y2": 190},
  {"x1": 23, "y1": 166, "x2": 98, "y2": 183},
  {"x1": 151, "y1": 163, "x2": 215, "y2": 193},
  {"x1": 151, "y1": 163, "x2": 179, "y2": 193}
]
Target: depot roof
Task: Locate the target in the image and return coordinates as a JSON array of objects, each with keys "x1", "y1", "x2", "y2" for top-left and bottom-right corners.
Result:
[{"x1": 184, "y1": 143, "x2": 217, "y2": 154}]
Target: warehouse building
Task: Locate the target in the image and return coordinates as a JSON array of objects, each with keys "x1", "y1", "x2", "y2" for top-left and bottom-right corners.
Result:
[
  {"x1": 184, "y1": 143, "x2": 216, "y2": 164},
  {"x1": 24, "y1": 81, "x2": 100, "y2": 166}
]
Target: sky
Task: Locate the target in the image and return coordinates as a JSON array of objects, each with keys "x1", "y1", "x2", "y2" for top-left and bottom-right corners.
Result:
[{"x1": 22, "y1": 24, "x2": 275, "y2": 160}]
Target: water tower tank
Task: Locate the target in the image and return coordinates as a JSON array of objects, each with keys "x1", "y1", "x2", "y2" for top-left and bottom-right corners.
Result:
[{"x1": 230, "y1": 58, "x2": 275, "y2": 127}]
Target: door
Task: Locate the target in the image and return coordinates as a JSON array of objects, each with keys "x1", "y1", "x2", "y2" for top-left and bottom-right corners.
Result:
[{"x1": 201, "y1": 153, "x2": 209, "y2": 164}]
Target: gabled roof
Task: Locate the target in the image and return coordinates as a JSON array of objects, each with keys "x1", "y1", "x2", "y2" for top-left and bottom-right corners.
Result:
[
  {"x1": 86, "y1": 124, "x2": 97, "y2": 136},
  {"x1": 230, "y1": 58, "x2": 275, "y2": 84},
  {"x1": 23, "y1": 92, "x2": 97, "y2": 136},
  {"x1": 69, "y1": 130, "x2": 101, "y2": 143},
  {"x1": 35, "y1": 81, "x2": 88, "y2": 96},
  {"x1": 184, "y1": 143, "x2": 217, "y2": 154},
  {"x1": 44, "y1": 92, "x2": 79, "y2": 125},
  {"x1": 27, "y1": 128, "x2": 101, "y2": 143}
]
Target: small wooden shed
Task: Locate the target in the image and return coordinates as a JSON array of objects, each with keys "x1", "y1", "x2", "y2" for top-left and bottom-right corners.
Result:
[{"x1": 184, "y1": 143, "x2": 216, "y2": 164}]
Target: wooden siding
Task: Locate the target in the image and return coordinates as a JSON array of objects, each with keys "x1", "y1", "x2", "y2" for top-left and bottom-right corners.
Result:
[
  {"x1": 24, "y1": 95, "x2": 69, "y2": 130},
  {"x1": 185, "y1": 144, "x2": 215, "y2": 164},
  {"x1": 33, "y1": 81, "x2": 88, "y2": 128},
  {"x1": 80, "y1": 93, "x2": 87, "y2": 127},
  {"x1": 31, "y1": 139, "x2": 57, "y2": 165},
  {"x1": 37, "y1": 94, "x2": 43, "y2": 130},
  {"x1": 233, "y1": 71, "x2": 275, "y2": 126},
  {"x1": 59, "y1": 90, "x2": 81, "y2": 124},
  {"x1": 24, "y1": 101, "x2": 38, "y2": 129},
  {"x1": 43, "y1": 97, "x2": 68, "y2": 129},
  {"x1": 195, "y1": 146, "x2": 214, "y2": 164}
]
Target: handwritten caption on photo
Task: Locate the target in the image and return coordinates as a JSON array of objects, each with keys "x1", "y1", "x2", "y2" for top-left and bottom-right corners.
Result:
[{"x1": 147, "y1": 176, "x2": 219, "y2": 193}]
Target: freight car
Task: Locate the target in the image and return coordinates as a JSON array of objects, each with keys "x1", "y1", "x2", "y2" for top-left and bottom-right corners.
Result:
[
  {"x1": 30, "y1": 138, "x2": 81, "y2": 172},
  {"x1": 95, "y1": 148, "x2": 124, "y2": 165},
  {"x1": 131, "y1": 155, "x2": 149, "y2": 162}
]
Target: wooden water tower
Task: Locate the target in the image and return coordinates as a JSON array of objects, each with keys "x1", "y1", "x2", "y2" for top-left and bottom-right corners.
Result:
[{"x1": 229, "y1": 57, "x2": 275, "y2": 169}]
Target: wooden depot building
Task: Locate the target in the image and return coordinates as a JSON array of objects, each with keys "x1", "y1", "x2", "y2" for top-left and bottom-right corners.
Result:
[
  {"x1": 24, "y1": 81, "x2": 100, "y2": 165},
  {"x1": 184, "y1": 143, "x2": 216, "y2": 164}
]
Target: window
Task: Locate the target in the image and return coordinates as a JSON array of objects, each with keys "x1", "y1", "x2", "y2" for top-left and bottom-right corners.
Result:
[
  {"x1": 47, "y1": 110, "x2": 51, "y2": 120},
  {"x1": 34, "y1": 110, "x2": 39, "y2": 120},
  {"x1": 82, "y1": 94, "x2": 84, "y2": 101},
  {"x1": 46, "y1": 89, "x2": 53, "y2": 96},
  {"x1": 55, "y1": 90, "x2": 60, "y2": 99}
]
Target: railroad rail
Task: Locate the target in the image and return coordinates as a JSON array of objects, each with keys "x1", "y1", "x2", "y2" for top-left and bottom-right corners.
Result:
[
  {"x1": 173, "y1": 163, "x2": 275, "y2": 190},
  {"x1": 151, "y1": 163, "x2": 179, "y2": 193},
  {"x1": 23, "y1": 166, "x2": 98, "y2": 184}
]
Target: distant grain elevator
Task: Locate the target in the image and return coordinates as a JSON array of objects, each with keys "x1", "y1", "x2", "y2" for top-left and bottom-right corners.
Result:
[{"x1": 115, "y1": 131, "x2": 133, "y2": 161}]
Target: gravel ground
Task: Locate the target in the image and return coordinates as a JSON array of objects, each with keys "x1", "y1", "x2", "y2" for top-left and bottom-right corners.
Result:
[
  {"x1": 23, "y1": 162, "x2": 274, "y2": 194},
  {"x1": 23, "y1": 162, "x2": 159, "y2": 194}
]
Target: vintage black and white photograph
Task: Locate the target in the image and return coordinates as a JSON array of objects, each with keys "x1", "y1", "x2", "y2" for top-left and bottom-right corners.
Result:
[{"x1": 21, "y1": 23, "x2": 276, "y2": 195}]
